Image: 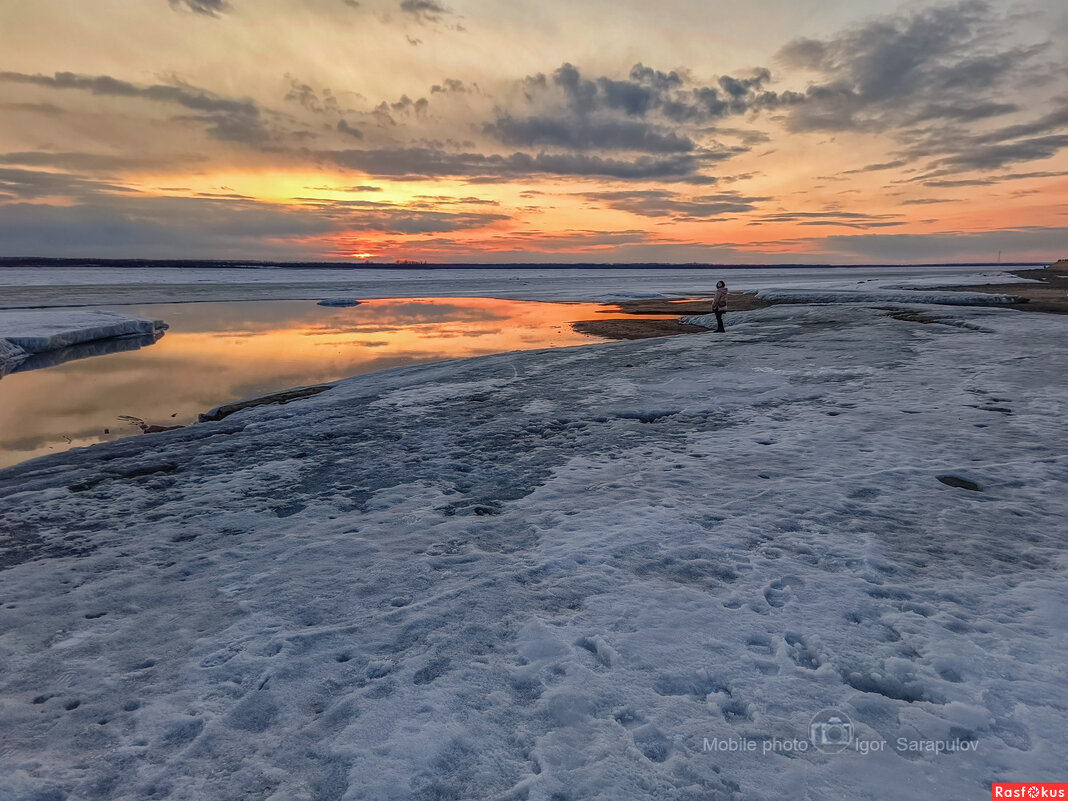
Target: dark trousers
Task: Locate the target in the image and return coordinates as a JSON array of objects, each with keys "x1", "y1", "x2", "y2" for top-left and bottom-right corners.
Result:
[{"x1": 714, "y1": 310, "x2": 725, "y2": 332}]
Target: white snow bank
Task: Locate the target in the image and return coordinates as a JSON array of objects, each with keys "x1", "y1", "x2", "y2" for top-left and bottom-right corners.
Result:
[
  {"x1": 0, "y1": 310, "x2": 166, "y2": 353},
  {"x1": 754, "y1": 288, "x2": 1016, "y2": 305}
]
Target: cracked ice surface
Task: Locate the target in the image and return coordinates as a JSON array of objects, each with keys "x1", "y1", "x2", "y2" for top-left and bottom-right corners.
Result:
[{"x1": 0, "y1": 304, "x2": 1065, "y2": 800}]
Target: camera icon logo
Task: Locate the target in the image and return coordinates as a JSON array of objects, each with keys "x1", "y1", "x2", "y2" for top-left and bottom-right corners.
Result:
[{"x1": 809, "y1": 708, "x2": 854, "y2": 753}]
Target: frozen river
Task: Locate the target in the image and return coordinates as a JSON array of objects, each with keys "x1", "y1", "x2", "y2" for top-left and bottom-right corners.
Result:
[
  {"x1": 0, "y1": 263, "x2": 1063, "y2": 800},
  {"x1": 0, "y1": 297, "x2": 659, "y2": 469}
]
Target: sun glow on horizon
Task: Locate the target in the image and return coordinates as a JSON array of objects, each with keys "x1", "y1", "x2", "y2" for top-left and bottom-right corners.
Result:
[{"x1": 0, "y1": 0, "x2": 1065, "y2": 262}]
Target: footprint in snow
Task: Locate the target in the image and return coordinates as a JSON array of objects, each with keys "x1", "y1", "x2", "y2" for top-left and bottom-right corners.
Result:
[
  {"x1": 783, "y1": 632, "x2": 821, "y2": 670},
  {"x1": 764, "y1": 576, "x2": 805, "y2": 608},
  {"x1": 632, "y1": 724, "x2": 672, "y2": 763}
]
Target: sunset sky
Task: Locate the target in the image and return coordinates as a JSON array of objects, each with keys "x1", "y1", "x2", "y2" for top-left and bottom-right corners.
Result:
[{"x1": 1, "y1": 0, "x2": 1066, "y2": 263}]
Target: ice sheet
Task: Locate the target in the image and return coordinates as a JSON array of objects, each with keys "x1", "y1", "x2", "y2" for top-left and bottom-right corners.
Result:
[
  {"x1": 0, "y1": 310, "x2": 165, "y2": 353},
  {"x1": 1, "y1": 302, "x2": 1064, "y2": 800}
]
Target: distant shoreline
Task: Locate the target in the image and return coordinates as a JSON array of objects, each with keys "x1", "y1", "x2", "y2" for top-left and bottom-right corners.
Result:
[
  {"x1": 576, "y1": 261, "x2": 1068, "y2": 339},
  {"x1": 0, "y1": 257, "x2": 1050, "y2": 271},
  {"x1": 926, "y1": 260, "x2": 1068, "y2": 315}
]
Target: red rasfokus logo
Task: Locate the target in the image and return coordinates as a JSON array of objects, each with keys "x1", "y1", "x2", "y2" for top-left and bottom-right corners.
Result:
[{"x1": 992, "y1": 784, "x2": 1068, "y2": 799}]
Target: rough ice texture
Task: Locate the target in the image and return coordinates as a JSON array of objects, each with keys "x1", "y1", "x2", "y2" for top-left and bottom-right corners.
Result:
[
  {"x1": 1, "y1": 303, "x2": 1065, "y2": 800},
  {"x1": 754, "y1": 288, "x2": 1016, "y2": 305},
  {"x1": 0, "y1": 337, "x2": 27, "y2": 363},
  {"x1": 0, "y1": 310, "x2": 165, "y2": 353}
]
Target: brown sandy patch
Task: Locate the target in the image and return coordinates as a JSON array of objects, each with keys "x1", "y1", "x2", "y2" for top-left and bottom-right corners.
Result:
[
  {"x1": 928, "y1": 260, "x2": 1068, "y2": 315},
  {"x1": 609, "y1": 293, "x2": 772, "y2": 315},
  {"x1": 571, "y1": 292, "x2": 771, "y2": 340},
  {"x1": 572, "y1": 318, "x2": 710, "y2": 340}
]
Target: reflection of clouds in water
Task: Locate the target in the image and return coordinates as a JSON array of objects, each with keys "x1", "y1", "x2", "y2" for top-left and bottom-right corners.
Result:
[
  {"x1": 205, "y1": 331, "x2": 263, "y2": 339},
  {"x1": 131, "y1": 299, "x2": 517, "y2": 336},
  {"x1": 1, "y1": 297, "x2": 618, "y2": 468},
  {"x1": 311, "y1": 340, "x2": 391, "y2": 348},
  {"x1": 302, "y1": 313, "x2": 510, "y2": 334},
  {"x1": 5, "y1": 428, "x2": 127, "y2": 453},
  {"x1": 413, "y1": 327, "x2": 507, "y2": 340},
  {"x1": 129, "y1": 301, "x2": 317, "y2": 333}
]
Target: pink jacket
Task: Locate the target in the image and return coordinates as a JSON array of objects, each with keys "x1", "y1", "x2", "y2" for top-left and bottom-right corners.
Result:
[{"x1": 713, "y1": 287, "x2": 727, "y2": 311}]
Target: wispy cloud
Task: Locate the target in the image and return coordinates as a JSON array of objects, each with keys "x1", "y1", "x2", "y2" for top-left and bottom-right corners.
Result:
[
  {"x1": 399, "y1": 0, "x2": 452, "y2": 24},
  {"x1": 0, "y1": 70, "x2": 268, "y2": 142},
  {"x1": 581, "y1": 189, "x2": 768, "y2": 219},
  {"x1": 168, "y1": 0, "x2": 230, "y2": 17}
]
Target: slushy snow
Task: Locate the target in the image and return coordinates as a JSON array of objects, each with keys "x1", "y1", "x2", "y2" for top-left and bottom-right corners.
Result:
[{"x1": 1, "y1": 300, "x2": 1065, "y2": 800}]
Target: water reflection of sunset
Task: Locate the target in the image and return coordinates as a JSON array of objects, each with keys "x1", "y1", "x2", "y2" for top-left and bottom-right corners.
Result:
[{"x1": 0, "y1": 298, "x2": 666, "y2": 468}]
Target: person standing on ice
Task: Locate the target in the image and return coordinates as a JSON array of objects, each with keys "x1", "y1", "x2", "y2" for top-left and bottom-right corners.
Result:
[{"x1": 712, "y1": 280, "x2": 727, "y2": 333}]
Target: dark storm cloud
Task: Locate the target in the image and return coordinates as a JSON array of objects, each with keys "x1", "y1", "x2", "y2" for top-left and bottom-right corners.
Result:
[
  {"x1": 0, "y1": 71, "x2": 267, "y2": 143},
  {"x1": 173, "y1": 113, "x2": 269, "y2": 144},
  {"x1": 540, "y1": 62, "x2": 795, "y2": 123},
  {"x1": 168, "y1": 0, "x2": 230, "y2": 16},
  {"x1": 0, "y1": 71, "x2": 255, "y2": 114},
  {"x1": 399, "y1": 0, "x2": 451, "y2": 23},
  {"x1": 430, "y1": 79, "x2": 471, "y2": 94},
  {"x1": 484, "y1": 115, "x2": 696, "y2": 153},
  {"x1": 970, "y1": 104, "x2": 1068, "y2": 145},
  {"x1": 931, "y1": 134, "x2": 1068, "y2": 171},
  {"x1": 771, "y1": 2, "x2": 1068, "y2": 178},
  {"x1": 324, "y1": 146, "x2": 718, "y2": 182},
  {"x1": 284, "y1": 78, "x2": 340, "y2": 115},
  {"x1": 476, "y1": 61, "x2": 783, "y2": 172},
  {"x1": 581, "y1": 189, "x2": 768, "y2": 218},
  {"x1": 0, "y1": 167, "x2": 131, "y2": 200},
  {"x1": 389, "y1": 95, "x2": 429, "y2": 115},
  {"x1": 337, "y1": 119, "x2": 364, "y2": 139},
  {"x1": 920, "y1": 170, "x2": 1068, "y2": 187},
  {"x1": 776, "y1": 1, "x2": 1048, "y2": 132},
  {"x1": 907, "y1": 101, "x2": 1019, "y2": 123}
]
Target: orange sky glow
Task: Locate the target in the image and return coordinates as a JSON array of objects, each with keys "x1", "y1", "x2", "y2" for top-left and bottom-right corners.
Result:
[{"x1": 1, "y1": 0, "x2": 1066, "y2": 263}]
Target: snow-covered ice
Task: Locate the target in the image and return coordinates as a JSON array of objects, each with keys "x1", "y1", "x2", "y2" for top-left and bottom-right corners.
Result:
[
  {"x1": 0, "y1": 310, "x2": 166, "y2": 376},
  {"x1": 753, "y1": 288, "x2": 1017, "y2": 306},
  {"x1": 1, "y1": 300, "x2": 1065, "y2": 800},
  {"x1": 0, "y1": 310, "x2": 165, "y2": 354}
]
